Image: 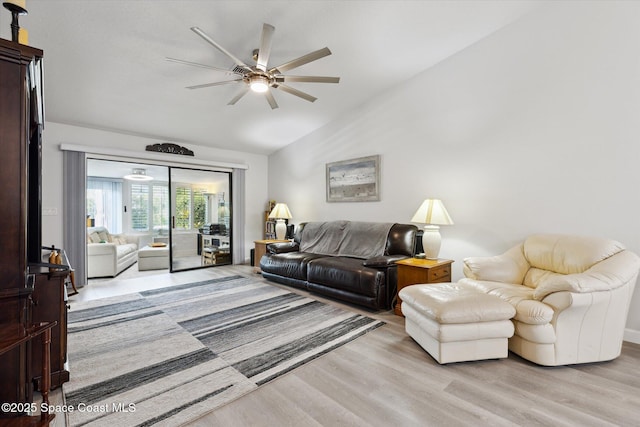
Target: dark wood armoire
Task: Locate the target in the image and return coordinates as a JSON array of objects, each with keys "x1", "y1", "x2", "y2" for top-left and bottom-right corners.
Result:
[{"x1": 0, "y1": 37, "x2": 69, "y2": 424}]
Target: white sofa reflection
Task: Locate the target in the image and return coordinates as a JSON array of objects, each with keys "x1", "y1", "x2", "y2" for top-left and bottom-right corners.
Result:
[{"x1": 87, "y1": 226, "x2": 149, "y2": 278}]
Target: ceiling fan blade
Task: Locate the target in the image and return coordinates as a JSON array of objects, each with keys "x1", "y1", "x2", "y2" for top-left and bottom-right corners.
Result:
[
  {"x1": 191, "y1": 27, "x2": 252, "y2": 72},
  {"x1": 269, "y1": 47, "x2": 332, "y2": 73},
  {"x1": 275, "y1": 75, "x2": 340, "y2": 84},
  {"x1": 275, "y1": 84, "x2": 317, "y2": 103},
  {"x1": 228, "y1": 87, "x2": 250, "y2": 105},
  {"x1": 186, "y1": 79, "x2": 242, "y2": 90},
  {"x1": 256, "y1": 23, "x2": 275, "y2": 72},
  {"x1": 264, "y1": 90, "x2": 279, "y2": 109},
  {"x1": 166, "y1": 57, "x2": 237, "y2": 75}
]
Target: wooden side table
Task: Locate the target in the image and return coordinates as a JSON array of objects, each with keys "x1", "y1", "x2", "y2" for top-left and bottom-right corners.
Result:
[
  {"x1": 394, "y1": 258, "x2": 454, "y2": 316},
  {"x1": 253, "y1": 239, "x2": 289, "y2": 272}
]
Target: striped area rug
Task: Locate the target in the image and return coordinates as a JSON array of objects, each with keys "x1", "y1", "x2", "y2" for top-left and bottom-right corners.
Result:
[{"x1": 65, "y1": 275, "x2": 384, "y2": 426}]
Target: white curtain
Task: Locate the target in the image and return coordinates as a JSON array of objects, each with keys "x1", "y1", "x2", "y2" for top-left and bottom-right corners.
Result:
[
  {"x1": 87, "y1": 177, "x2": 122, "y2": 234},
  {"x1": 87, "y1": 177, "x2": 122, "y2": 233},
  {"x1": 232, "y1": 168, "x2": 246, "y2": 264}
]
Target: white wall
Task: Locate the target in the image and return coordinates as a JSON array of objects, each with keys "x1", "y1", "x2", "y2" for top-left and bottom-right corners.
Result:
[
  {"x1": 267, "y1": 2, "x2": 640, "y2": 341},
  {"x1": 41, "y1": 122, "x2": 268, "y2": 264}
]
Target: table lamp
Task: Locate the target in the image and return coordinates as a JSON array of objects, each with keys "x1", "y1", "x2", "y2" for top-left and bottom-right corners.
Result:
[
  {"x1": 268, "y1": 203, "x2": 292, "y2": 240},
  {"x1": 410, "y1": 199, "x2": 453, "y2": 259},
  {"x1": 3, "y1": 0, "x2": 27, "y2": 43}
]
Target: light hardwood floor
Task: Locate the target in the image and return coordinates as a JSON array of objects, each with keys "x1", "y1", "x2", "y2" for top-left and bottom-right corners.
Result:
[{"x1": 68, "y1": 265, "x2": 640, "y2": 426}]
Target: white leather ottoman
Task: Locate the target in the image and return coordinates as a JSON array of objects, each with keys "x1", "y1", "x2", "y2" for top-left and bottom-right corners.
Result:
[
  {"x1": 399, "y1": 283, "x2": 516, "y2": 364},
  {"x1": 138, "y1": 245, "x2": 169, "y2": 271}
]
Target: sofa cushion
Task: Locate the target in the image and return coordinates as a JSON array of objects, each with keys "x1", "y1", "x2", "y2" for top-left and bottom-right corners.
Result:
[
  {"x1": 399, "y1": 283, "x2": 515, "y2": 324},
  {"x1": 260, "y1": 252, "x2": 328, "y2": 281},
  {"x1": 523, "y1": 234, "x2": 624, "y2": 276},
  {"x1": 458, "y1": 278, "x2": 553, "y2": 325},
  {"x1": 89, "y1": 232, "x2": 101, "y2": 243},
  {"x1": 307, "y1": 257, "x2": 384, "y2": 297},
  {"x1": 116, "y1": 243, "x2": 137, "y2": 258},
  {"x1": 111, "y1": 235, "x2": 128, "y2": 245}
]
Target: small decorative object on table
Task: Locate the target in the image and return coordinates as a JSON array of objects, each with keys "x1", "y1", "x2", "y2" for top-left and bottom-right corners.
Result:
[{"x1": 3, "y1": 0, "x2": 28, "y2": 43}]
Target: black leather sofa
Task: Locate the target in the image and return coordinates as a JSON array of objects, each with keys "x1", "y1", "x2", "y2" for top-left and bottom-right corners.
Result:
[{"x1": 260, "y1": 221, "x2": 417, "y2": 310}]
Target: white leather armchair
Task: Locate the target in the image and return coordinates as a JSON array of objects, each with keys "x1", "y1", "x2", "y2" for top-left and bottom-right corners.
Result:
[{"x1": 459, "y1": 234, "x2": 640, "y2": 366}]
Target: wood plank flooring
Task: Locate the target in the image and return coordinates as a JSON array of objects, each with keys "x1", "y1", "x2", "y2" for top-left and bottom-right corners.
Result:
[{"x1": 68, "y1": 265, "x2": 640, "y2": 426}]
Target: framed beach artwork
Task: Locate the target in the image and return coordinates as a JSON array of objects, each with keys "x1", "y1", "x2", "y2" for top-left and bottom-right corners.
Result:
[{"x1": 326, "y1": 155, "x2": 380, "y2": 202}]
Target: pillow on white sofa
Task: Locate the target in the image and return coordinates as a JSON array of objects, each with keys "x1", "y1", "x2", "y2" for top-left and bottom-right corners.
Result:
[{"x1": 112, "y1": 236, "x2": 128, "y2": 245}]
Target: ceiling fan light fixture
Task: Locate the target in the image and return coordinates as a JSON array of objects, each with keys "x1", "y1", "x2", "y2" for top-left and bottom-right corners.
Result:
[
  {"x1": 249, "y1": 75, "x2": 269, "y2": 93},
  {"x1": 173, "y1": 23, "x2": 339, "y2": 108},
  {"x1": 123, "y1": 168, "x2": 153, "y2": 181}
]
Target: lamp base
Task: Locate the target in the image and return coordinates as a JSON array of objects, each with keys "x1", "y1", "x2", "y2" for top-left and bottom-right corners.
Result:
[
  {"x1": 275, "y1": 219, "x2": 287, "y2": 240},
  {"x1": 422, "y1": 225, "x2": 442, "y2": 260}
]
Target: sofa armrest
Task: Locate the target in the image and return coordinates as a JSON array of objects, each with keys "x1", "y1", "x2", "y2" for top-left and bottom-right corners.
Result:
[
  {"x1": 533, "y1": 250, "x2": 640, "y2": 300},
  {"x1": 363, "y1": 254, "x2": 407, "y2": 268},
  {"x1": 87, "y1": 242, "x2": 117, "y2": 256},
  {"x1": 267, "y1": 241, "x2": 299, "y2": 254},
  {"x1": 463, "y1": 244, "x2": 530, "y2": 284}
]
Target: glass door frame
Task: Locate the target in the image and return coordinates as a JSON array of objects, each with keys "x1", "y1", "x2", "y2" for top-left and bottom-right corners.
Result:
[{"x1": 168, "y1": 165, "x2": 233, "y2": 273}]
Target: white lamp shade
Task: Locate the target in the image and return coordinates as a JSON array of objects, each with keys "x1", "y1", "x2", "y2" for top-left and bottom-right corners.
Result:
[
  {"x1": 410, "y1": 199, "x2": 453, "y2": 225},
  {"x1": 268, "y1": 203, "x2": 292, "y2": 220},
  {"x1": 411, "y1": 199, "x2": 453, "y2": 260}
]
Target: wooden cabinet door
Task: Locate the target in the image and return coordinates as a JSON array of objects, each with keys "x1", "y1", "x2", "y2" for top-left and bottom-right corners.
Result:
[{"x1": 0, "y1": 40, "x2": 28, "y2": 291}]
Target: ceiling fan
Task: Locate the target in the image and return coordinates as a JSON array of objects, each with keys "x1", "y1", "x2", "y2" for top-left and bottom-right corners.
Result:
[{"x1": 166, "y1": 23, "x2": 340, "y2": 109}]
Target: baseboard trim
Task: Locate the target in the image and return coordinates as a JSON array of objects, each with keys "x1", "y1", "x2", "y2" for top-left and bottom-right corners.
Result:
[{"x1": 624, "y1": 328, "x2": 640, "y2": 344}]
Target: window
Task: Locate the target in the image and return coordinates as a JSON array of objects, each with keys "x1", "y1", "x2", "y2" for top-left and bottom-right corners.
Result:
[
  {"x1": 174, "y1": 186, "x2": 191, "y2": 229},
  {"x1": 130, "y1": 182, "x2": 169, "y2": 232},
  {"x1": 174, "y1": 185, "x2": 207, "y2": 230},
  {"x1": 130, "y1": 184, "x2": 150, "y2": 231},
  {"x1": 193, "y1": 190, "x2": 206, "y2": 229},
  {"x1": 152, "y1": 185, "x2": 169, "y2": 233}
]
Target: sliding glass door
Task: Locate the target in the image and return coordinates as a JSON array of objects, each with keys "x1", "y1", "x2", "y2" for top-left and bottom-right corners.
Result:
[
  {"x1": 169, "y1": 167, "x2": 232, "y2": 272},
  {"x1": 85, "y1": 159, "x2": 232, "y2": 278}
]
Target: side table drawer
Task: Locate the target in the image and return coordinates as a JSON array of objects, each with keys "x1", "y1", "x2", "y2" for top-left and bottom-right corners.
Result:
[
  {"x1": 428, "y1": 265, "x2": 451, "y2": 282},
  {"x1": 394, "y1": 258, "x2": 454, "y2": 316}
]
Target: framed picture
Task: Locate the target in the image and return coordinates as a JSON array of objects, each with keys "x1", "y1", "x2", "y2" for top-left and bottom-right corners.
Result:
[{"x1": 326, "y1": 155, "x2": 380, "y2": 202}]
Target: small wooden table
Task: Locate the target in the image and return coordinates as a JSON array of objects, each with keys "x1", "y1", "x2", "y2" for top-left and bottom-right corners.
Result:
[
  {"x1": 394, "y1": 258, "x2": 454, "y2": 316},
  {"x1": 0, "y1": 321, "x2": 57, "y2": 426},
  {"x1": 253, "y1": 239, "x2": 290, "y2": 273}
]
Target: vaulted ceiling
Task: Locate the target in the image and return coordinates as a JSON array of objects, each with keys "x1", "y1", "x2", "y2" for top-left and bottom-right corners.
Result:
[{"x1": 7, "y1": 1, "x2": 539, "y2": 154}]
